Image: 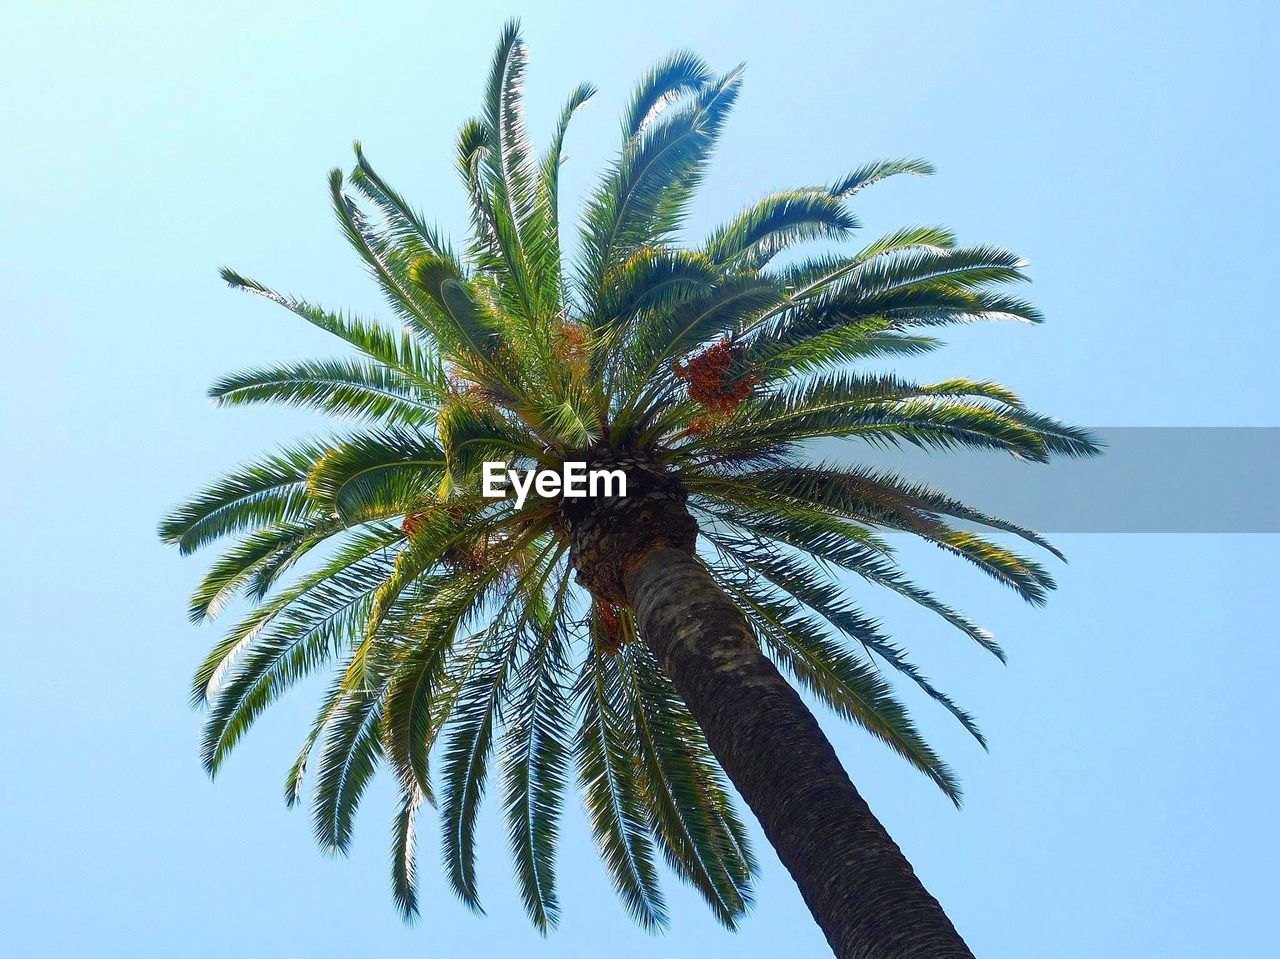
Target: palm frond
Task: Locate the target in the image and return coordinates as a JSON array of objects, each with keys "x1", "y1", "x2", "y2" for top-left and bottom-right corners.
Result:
[
  {"x1": 501, "y1": 568, "x2": 573, "y2": 930},
  {"x1": 210, "y1": 357, "x2": 439, "y2": 425},
  {"x1": 717, "y1": 563, "x2": 961, "y2": 802},
  {"x1": 581, "y1": 68, "x2": 743, "y2": 316},
  {"x1": 575, "y1": 647, "x2": 667, "y2": 930},
  {"x1": 621, "y1": 50, "x2": 714, "y2": 138},
  {"x1": 390, "y1": 784, "x2": 425, "y2": 920},
  {"x1": 618, "y1": 639, "x2": 754, "y2": 925},
  {"x1": 828, "y1": 157, "x2": 936, "y2": 197},
  {"x1": 159, "y1": 442, "x2": 327, "y2": 554}
]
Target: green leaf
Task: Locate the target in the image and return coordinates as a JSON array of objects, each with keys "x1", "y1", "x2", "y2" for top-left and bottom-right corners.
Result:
[{"x1": 574, "y1": 649, "x2": 667, "y2": 930}]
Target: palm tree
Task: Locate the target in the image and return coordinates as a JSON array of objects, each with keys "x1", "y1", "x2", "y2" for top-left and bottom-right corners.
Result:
[{"x1": 161, "y1": 22, "x2": 1097, "y2": 958}]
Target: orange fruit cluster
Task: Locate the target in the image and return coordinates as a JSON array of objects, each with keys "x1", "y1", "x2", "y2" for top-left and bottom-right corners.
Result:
[
  {"x1": 552, "y1": 321, "x2": 590, "y2": 376},
  {"x1": 672, "y1": 339, "x2": 758, "y2": 429},
  {"x1": 400, "y1": 510, "x2": 430, "y2": 538},
  {"x1": 445, "y1": 370, "x2": 487, "y2": 403},
  {"x1": 402, "y1": 504, "x2": 510, "y2": 577},
  {"x1": 595, "y1": 599, "x2": 625, "y2": 656}
]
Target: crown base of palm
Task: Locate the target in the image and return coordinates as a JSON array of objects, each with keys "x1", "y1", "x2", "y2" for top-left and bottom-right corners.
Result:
[{"x1": 560, "y1": 455, "x2": 698, "y2": 605}]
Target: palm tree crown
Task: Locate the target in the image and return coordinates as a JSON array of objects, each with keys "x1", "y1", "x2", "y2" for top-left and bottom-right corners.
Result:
[{"x1": 161, "y1": 21, "x2": 1097, "y2": 934}]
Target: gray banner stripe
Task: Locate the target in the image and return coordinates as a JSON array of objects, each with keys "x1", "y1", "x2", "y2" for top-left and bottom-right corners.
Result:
[{"x1": 809, "y1": 428, "x2": 1280, "y2": 533}]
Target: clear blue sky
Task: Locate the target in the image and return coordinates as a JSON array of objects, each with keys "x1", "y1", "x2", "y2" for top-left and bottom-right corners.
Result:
[{"x1": 2, "y1": 1, "x2": 1276, "y2": 955}]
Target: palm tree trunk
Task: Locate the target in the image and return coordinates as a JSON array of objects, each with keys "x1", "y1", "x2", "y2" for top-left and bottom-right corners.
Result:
[{"x1": 626, "y1": 545, "x2": 976, "y2": 959}]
